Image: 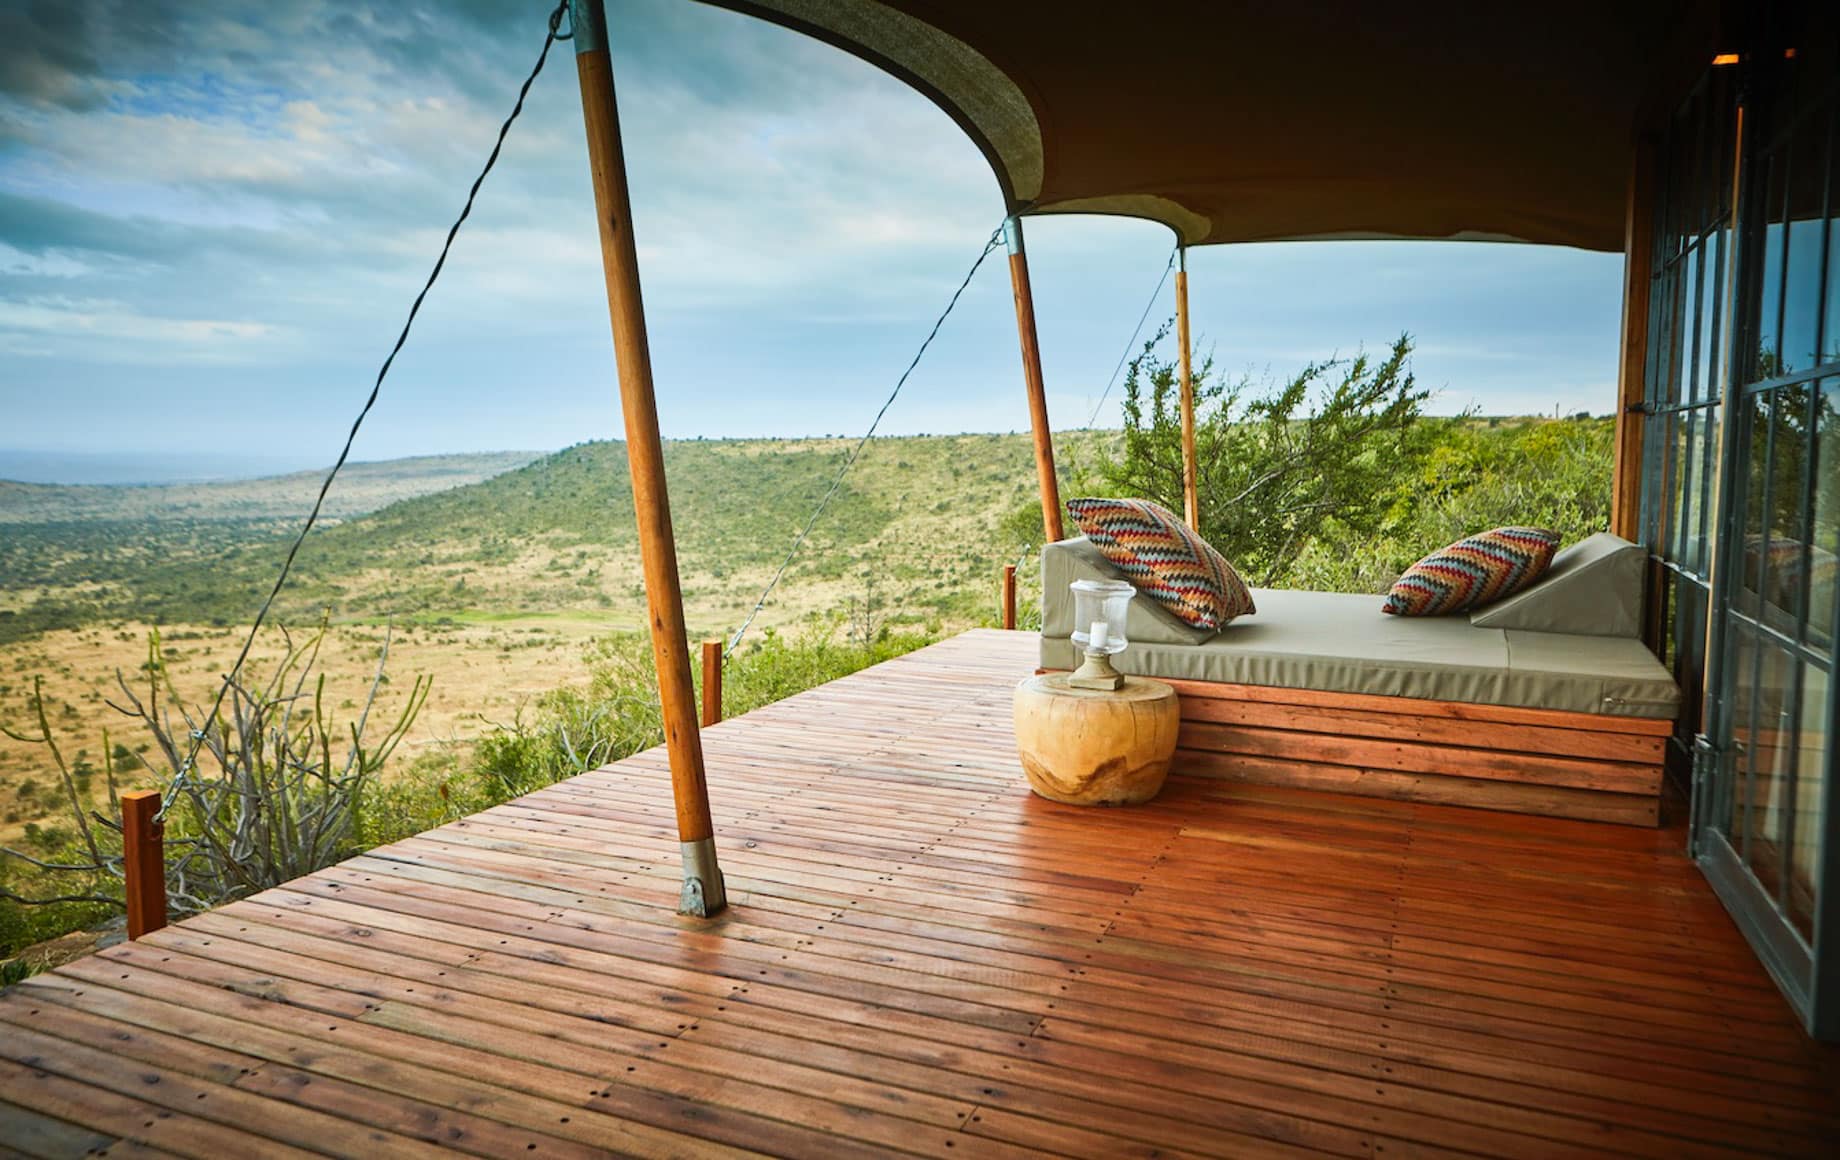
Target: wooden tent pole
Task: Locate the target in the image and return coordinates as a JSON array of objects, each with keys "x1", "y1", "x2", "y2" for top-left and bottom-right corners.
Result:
[
  {"x1": 1005, "y1": 216, "x2": 1064, "y2": 543},
  {"x1": 572, "y1": 0, "x2": 724, "y2": 917},
  {"x1": 1609, "y1": 139, "x2": 1656, "y2": 541},
  {"x1": 1175, "y1": 246, "x2": 1198, "y2": 529}
]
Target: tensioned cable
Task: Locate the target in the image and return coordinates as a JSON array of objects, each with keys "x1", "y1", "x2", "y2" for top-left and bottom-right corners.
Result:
[
  {"x1": 162, "y1": 1, "x2": 573, "y2": 812},
  {"x1": 727, "y1": 222, "x2": 1007, "y2": 655},
  {"x1": 1086, "y1": 244, "x2": 1178, "y2": 428}
]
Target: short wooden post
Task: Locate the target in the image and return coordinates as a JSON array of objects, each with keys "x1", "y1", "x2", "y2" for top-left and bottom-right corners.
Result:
[
  {"x1": 1176, "y1": 247, "x2": 1199, "y2": 530},
  {"x1": 573, "y1": 0, "x2": 724, "y2": 916},
  {"x1": 701, "y1": 639, "x2": 723, "y2": 727},
  {"x1": 1001, "y1": 564, "x2": 1018, "y2": 630},
  {"x1": 121, "y1": 790, "x2": 166, "y2": 940},
  {"x1": 1005, "y1": 216, "x2": 1064, "y2": 543}
]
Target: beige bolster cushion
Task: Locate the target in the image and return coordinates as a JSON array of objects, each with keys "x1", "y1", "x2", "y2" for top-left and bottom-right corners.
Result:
[{"x1": 1470, "y1": 532, "x2": 1645, "y2": 638}]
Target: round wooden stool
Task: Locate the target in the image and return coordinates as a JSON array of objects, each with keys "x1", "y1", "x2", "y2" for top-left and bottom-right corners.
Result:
[{"x1": 1011, "y1": 673, "x2": 1180, "y2": 805}]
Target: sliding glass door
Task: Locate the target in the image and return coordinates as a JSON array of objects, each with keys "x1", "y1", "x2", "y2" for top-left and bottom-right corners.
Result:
[
  {"x1": 1641, "y1": 68, "x2": 1737, "y2": 776},
  {"x1": 1645, "y1": 20, "x2": 1840, "y2": 1038}
]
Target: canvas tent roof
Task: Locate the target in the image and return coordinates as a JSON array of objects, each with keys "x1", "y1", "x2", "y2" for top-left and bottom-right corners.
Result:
[{"x1": 702, "y1": 0, "x2": 1725, "y2": 251}]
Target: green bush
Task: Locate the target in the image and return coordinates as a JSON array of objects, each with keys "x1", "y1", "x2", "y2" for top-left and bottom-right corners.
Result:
[
  {"x1": 1084, "y1": 328, "x2": 1613, "y2": 593},
  {"x1": 1092, "y1": 330, "x2": 1434, "y2": 586},
  {"x1": 1286, "y1": 416, "x2": 1614, "y2": 593},
  {"x1": 0, "y1": 899, "x2": 113, "y2": 960}
]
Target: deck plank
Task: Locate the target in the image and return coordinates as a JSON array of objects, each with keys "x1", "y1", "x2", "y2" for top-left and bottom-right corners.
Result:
[{"x1": 2, "y1": 629, "x2": 1836, "y2": 1157}]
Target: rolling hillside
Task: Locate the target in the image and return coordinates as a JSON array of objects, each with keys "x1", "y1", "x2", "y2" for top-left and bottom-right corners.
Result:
[
  {"x1": 0, "y1": 451, "x2": 545, "y2": 524},
  {"x1": 0, "y1": 433, "x2": 1089, "y2": 862},
  {"x1": 2, "y1": 434, "x2": 1108, "y2": 644}
]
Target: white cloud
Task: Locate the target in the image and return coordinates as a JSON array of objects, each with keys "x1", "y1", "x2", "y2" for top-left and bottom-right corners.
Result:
[{"x1": 0, "y1": 295, "x2": 287, "y2": 362}]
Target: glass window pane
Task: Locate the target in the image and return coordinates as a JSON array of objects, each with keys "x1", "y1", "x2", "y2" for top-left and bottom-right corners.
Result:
[
  {"x1": 1812, "y1": 378, "x2": 1840, "y2": 649},
  {"x1": 1658, "y1": 571, "x2": 1679, "y2": 667},
  {"x1": 1758, "y1": 155, "x2": 1787, "y2": 381},
  {"x1": 1646, "y1": 270, "x2": 1670, "y2": 405},
  {"x1": 1678, "y1": 409, "x2": 1700, "y2": 568},
  {"x1": 1743, "y1": 645, "x2": 1795, "y2": 876},
  {"x1": 1686, "y1": 243, "x2": 1707, "y2": 402},
  {"x1": 1698, "y1": 229, "x2": 1725, "y2": 403},
  {"x1": 1826, "y1": 185, "x2": 1840, "y2": 367},
  {"x1": 1663, "y1": 410, "x2": 1678, "y2": 559},
  {"x1": 1668, "y1": 107, "x2": 1694, "y2": 253},
  {"x1": 1765, "y1": 381, "x2": 1813, "y2": 629},
  {"x1": 1666, "y1": 262, "x2": 1690, "y2": 407},
  {"x1": 1790, "y1": 663, "x2": 1828, "y2": 942},
  {"x1": 1740, "y1": 399, "x2": 1771, "y2": 614},
  {"x1": 1723, "y1": 624, "x2": 1759, "y2": 840},
  {"x1": 1696, "y1": 401, "x2": 1721, "y2": 577},
  {"x1": 1782, "y1": 104, "x2": 1830, "y2": 374},
  {"x1": 1676, "y1": 579, "x2": 1708, "y2": 740}
]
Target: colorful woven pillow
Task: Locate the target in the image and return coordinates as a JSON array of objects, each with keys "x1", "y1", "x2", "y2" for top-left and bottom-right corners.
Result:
[
  {"x1": 1383, "y1": 527, "x2": 1561, "y2": 616},
  {"x1": 1066, "y1": 497, "x2": 1255, "y2": 630}
]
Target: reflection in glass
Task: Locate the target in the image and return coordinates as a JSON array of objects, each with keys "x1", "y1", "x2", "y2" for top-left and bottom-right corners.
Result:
[
  {"x1": 1744, "y1": 646, "x2": 1794, "y2": 886},
  {"x1": 1740, "y1": 385, "x2": 1816, "y2": 633},
  {"x1": 1723, "y1": 625, "x2": 1757, "y2": 839},
  {"x1": 1780, "y1": 103, "x2": 1829, "y2": 375},
  {"x1": 1694, "y1": 231, "x2": 1722, "y2": 403},
  {"x1": 1665, "y1": 260, "x2": 1690, "y2": 407},
  {"x1": 1684, "y1": 410, "x2": 1705, "y2": 575},
  {"x1": 1697, "y1": 403, "x2": 1721, "y2": 576},
  {"x1": 1812, "y1": 379, "x2": 1840, "y2": 649},
  {"x1": 1684, "y1": 243, "x2": 1706, "y2": 403},
  {"x1": 1757, "y1": 157, "x2": 1786, "y2": 380},
  {"x1": 1669, "y1": 410, "x2": 1689, "y2": 563},
  {"x1": 1676, "y1": 581, "x2": 1709, "y2": 740},
  {"x1": 1739, "y1": 400, "x2": 1771, "y2": 615},
  {"x1": 1826, "y1": 208, "x2": 1840, "y2": 368},
  {"x1": 1790, "y1": 665, "x2": 1828, "y2": 942}
]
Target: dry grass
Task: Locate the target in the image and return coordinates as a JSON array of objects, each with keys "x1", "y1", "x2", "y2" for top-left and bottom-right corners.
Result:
[
  {"x1": 0, "y1": 615, "x2": 608, "y2": 844},
  {"x1": 0, "y1": 559, "x2": 992, "y2": 847}
]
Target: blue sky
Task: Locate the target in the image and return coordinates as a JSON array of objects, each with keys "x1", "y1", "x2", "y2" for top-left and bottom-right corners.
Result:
[{"x1": 0, "y1": 0, "x2": 1627, "y2": 482}]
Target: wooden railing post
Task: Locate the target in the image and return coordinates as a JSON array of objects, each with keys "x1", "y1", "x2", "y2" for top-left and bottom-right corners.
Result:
[
  {"x1": 1176, "y1": 246, "x2": 1199, "y2": 530},
  {"x1": 573, "y1": 0, "x2": 724, "y2": 916},
  {"x1": 121, "y1": 790, "x2": 166, "y2": 940},
  {"x1": 701, "y1": 639, "x2": 723, "y2": 727},
  {"x1": 1001, "y1": 564, "x2": 1018, "y2": 630},
  {"x1": 1005, "y1": 216, "x2": 1064, "y2": 544}
]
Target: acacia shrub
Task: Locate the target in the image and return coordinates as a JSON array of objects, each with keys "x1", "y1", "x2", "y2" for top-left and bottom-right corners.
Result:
[
  {"x1": 1084, "y1": 328, "x2": 1615, "y2": 593},
  {"x1": 1093, "y1": 329, "x2": 1433, "y2": 586}
]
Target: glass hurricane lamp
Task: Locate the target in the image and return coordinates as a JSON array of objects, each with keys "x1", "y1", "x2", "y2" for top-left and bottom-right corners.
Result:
[{"x1": 1067, "y1": 578, "x2": 1135, "y2": 690}]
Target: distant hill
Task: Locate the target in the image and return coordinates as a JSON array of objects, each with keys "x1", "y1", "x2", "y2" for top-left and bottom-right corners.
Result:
[
  {"x1": 0, "y1": 434, "x2": 1108, "y2": 643},
  {"x1": 0, "y1": 451, "x2": 547, "y2": 524}
]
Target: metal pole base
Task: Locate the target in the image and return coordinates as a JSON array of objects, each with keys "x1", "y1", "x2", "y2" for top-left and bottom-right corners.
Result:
[{"x1": 678, "y1": 837, "x2": 728, "y2": 917}]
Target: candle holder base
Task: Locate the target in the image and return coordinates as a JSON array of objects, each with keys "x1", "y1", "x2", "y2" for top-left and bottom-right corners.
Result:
[{"x1": 1066, "y1": 649, "x2": 1126, "y2": 691}]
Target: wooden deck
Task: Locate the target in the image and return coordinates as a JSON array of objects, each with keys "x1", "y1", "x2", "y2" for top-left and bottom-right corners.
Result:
[{"x1": 3, "y1": 628, "x2": 1836, "y2": 1158}]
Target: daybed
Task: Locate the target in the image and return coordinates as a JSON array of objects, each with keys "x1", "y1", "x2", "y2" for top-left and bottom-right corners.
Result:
[{"x1": 1040, "y1": 535, "x2": 1680, "y2": 826}]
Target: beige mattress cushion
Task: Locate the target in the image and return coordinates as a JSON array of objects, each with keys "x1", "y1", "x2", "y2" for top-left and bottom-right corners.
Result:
[
  {"x1": 1469, "y1": 531, "x2": 1645, "y2": 637},
  {"x1": 1039, "y1": 584, "x2": 1679, "y2": 720}
]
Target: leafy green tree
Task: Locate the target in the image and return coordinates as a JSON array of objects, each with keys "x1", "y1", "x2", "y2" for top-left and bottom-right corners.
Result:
[{"x1": 1094, "y1": 328, "x2": 1431, "y2": 585}]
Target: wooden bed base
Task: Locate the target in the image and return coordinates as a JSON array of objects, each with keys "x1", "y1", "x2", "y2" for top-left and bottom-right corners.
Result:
[{"x1": 1157, "y1": 677, "x2": 1673, "y2": 827}]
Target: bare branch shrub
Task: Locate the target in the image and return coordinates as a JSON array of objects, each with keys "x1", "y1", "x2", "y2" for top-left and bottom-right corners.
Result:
[{"x1": 1, "y1": 622, "x2": 429, "y2": 917}]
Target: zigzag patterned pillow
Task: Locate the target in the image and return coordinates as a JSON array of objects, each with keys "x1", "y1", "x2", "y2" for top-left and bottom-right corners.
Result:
[
  {"x1": 1066, "y1": 498, "x2": 1255, "y2": 630},
  {"x1": 1384, "y1": 527, "x2": 1561, "y2": 616}
]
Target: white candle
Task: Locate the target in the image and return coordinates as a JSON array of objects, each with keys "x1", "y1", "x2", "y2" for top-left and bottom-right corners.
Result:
[{"x1": 1089, "y1": 621, "x2": 1110, "y2": 650}]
